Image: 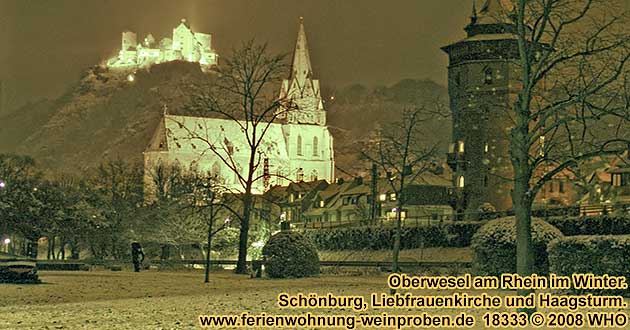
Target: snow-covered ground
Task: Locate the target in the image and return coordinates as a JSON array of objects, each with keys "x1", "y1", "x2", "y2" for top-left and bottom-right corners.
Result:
[{"x1": 1, "y1": 270, "x2": 628, "y2": 329}]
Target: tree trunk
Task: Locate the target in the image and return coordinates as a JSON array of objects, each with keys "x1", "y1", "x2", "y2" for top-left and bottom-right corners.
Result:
[
  {"x1": 236, "y1": 192, "x2": 252, "y2": 274},
  {"x1": 511, "y1": 97, "x2": 536, "y2": 313},
  {"x1": 205, "y1": 215, "x2": 213, "y2": 283}
]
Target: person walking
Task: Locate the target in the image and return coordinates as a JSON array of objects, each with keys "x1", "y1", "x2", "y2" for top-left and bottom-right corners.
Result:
[{"x1": 131, "y1": 242, "x2": 145, "y2": 272}]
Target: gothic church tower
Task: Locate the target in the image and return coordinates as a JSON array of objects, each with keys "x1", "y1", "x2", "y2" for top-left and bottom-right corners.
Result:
[{"x1": 442, "y1": 0, "x2": 520, "y2": 212}]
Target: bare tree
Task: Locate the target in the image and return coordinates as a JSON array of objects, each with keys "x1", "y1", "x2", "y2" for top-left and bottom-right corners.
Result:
[
  {"x1": 508, "y1": 0, "x2": 630, "y2": 303},
  {"x1": 181, "y1": 41, "x2": 293, "y2": 273},
  {"x1": 361, "y1": 107, "x2": 438, "y2": 281}
]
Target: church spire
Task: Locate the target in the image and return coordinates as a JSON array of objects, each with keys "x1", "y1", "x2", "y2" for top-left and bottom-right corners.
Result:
[
  {"x1": 290, "y1": 17, "x2": 313, "y2": 86},
  {"x1": 470, "y1": 0, "x2": 478, "y2": 24}
]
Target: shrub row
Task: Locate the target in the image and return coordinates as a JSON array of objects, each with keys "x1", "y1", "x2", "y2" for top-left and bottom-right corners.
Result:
[
  {"x1": 546, "y1": 215, "x2": 630, "y2": 236},
  {"x1": 548, "y1": 235, "x2": 630, "y2": 296},
  {"x1": 302, "y1": 221, "x2": 485, "y2": 251}
]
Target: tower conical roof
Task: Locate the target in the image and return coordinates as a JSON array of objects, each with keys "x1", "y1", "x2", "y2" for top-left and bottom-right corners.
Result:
[
  {"x1": 476, "y1": 0, "x2": 514, "y2": 24},
  {"x1": 290, "y1": 17, "x2": 313, "y2": 86}
]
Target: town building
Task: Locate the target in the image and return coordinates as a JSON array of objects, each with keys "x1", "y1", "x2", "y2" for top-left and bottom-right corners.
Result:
[
  {"x1": 143, "y1": 19, "x2": 335, "y2": 196},
  {"x1": 264, "y1": 172, "x2": 454, "y2": 228},
  {"x1": 107, "y1": 19, "x2": 219, "y2": 71}
]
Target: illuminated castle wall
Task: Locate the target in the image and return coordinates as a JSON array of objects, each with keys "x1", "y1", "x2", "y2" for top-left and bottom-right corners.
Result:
[
  {"x1": 107, "y1": 19, "x2": 218, "y2": 70},
  {"x1": 143, "y1": 19, "x2": 335, "y2": 195}
]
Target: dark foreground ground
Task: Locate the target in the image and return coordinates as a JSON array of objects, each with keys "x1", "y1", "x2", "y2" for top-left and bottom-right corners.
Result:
[{"x1": 1, "y1": 269, "x2": 628, "y2": 330}]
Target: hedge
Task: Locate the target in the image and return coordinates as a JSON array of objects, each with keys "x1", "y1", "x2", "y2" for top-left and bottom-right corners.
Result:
[
  {"x1": 548, "y1": 235, "x2": 630, "y2": 296},
  {"x1": 302, "y1": 221, "x2": 484, "y2": 251},
  {"x1": 262, "y1": 231, "x2": 320, "y2": 278},
  {"x1": 471, "y1": 216, "x2": 564, "y2": 276},
  {"x1": 546, "y1": 215, "x2": 630, "y2": 236}
]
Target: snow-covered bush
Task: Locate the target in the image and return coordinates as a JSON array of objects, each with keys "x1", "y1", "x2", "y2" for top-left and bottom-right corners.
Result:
[
  {"x1": 471, "y1": 216, "x2": 563, "y2": 276},
  {"x1": 548, "y1": 235, "x2": 630, "y2": 296},
  {"x1": 262, "y1": 231, "x2": 320, "y2": 278}
]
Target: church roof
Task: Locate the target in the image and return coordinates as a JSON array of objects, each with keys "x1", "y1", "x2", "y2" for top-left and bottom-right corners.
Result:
[{"x1": 161, "y1": 114, "x2": 289, "y2": 161}]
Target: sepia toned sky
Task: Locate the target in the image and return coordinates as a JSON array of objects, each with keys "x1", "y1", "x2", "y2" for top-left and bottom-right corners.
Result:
[{"x1": 1, "y1": 0, "x2": 473, "y2": 111}]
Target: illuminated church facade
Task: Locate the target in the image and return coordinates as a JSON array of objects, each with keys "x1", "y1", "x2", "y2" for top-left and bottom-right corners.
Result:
[
  {"x1": 143, "y1": 19, "x2": 335, "y2": 195},
  {"x1": 107, "y1": 19, "x2": 219, "y2": 71}
]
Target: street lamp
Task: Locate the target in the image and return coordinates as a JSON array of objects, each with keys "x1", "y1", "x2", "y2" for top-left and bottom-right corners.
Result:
[
  {"x1": 0, "y1": 181, "x2": 5, "y2": 188},
  {"x1": 3, "y1": 238, "x2": 10, "y2": 245}
]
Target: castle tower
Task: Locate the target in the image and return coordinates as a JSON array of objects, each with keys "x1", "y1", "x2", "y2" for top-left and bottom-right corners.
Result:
[
  {"x1": 442, "y1": 0, "x2": 520, "y2": 212},
  {"x1": 279, "y1": 17, "x2": 326, "y2": 126}
]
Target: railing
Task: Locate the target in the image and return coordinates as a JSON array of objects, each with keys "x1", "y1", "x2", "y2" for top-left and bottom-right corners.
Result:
[{"x1": 154, "y1": 259, "x2": 472, "y2": 269}]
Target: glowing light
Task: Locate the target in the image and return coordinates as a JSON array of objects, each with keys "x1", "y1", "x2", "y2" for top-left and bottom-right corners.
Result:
[
  {"x1": 280, "y1": 212, "x2": 286, "y2": 220},
  {"x1": 392, "y1": 207, "x2": 398, "y2": 212},
  {"x1": 330, "y1": 96, "x2": 335, "y2": 100},
  {"x1": 0, "y1": 181, "x2": 5, "y2": 188},
  {"x1": 2, "y1": 238, "x2": 10, "y2": 245},
  {"x1": 379, "y1": 194, "x2": 387, "y2": 202},
  {"x1": 224, "y1": 217, "x2": 231, "y2": 224},
  {"x1": 127, "y1": 74, "x2": 135, "y2": 82}
]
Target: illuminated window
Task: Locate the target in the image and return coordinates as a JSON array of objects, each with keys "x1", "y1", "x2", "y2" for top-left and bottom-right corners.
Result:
[
  {"x1": 313, "y1": 137, "x2": 318, "y2": 157},
  {"x1": 458, "y1": 141, "x2": 465, "y2": 153},
  {"x1": 390, "y1": 193, "x2": 397, "y2": 201},
  {"x1": 319, "y1": 200, "x2": 324, "y2": 208},
  {"x1": 297, "y1": 135, "x2": 303, "y2": 156},
  {"x1": 379, "y1": 194, "x2": 387, "y2": 202},
  {"x1": 484, "y1": 67, "x2": 493, "y2": 85},
  {"x1": 612, "y1": 174, "x2": 622, "y2": 187},
  {"x1": 484, "y1": 143, "x2": 489, "y2": 153},
  {"x1": 457, "y1": 176, "x2": 465, "y2": 188}
]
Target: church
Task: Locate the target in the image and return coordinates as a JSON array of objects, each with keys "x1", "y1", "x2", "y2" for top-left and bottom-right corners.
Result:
[{"x1": 143, "y1": 19, "x2": 335, "y2": 195}]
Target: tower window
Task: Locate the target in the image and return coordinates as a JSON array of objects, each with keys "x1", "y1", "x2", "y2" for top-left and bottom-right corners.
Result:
[
  {"x1": 484, "y1": 143, "x2": 489, "y2": 153},
  {"x1": 458, "y1": 141, "x2": 465, "y2": 153},
  {"x1": 483, "y1": 67, "x2": 493, "y2": 85},
  {"x1": 457, "y1": 176, "x2": 465, "y2": 188},
  {"x1": 313, "y1": 136, "x2": 318, "y2": 157},
  {"x1": 297, "y1": 135, "x2": 303, "y2": 156}
]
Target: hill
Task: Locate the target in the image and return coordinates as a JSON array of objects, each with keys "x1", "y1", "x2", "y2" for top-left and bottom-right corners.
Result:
[{"x1": 0, "y1": 62, "x2": 451, "y2": 176}]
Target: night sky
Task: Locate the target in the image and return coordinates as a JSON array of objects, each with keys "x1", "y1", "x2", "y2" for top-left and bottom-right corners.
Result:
[{"x1": 1, "y1": 0, "x2": 471, "y2": 112}]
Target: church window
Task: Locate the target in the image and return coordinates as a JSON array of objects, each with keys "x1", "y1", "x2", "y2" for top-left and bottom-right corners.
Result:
[
  {"x1": 313, "y1": 137, "x2": 318, "y2": 157},
  {"x1": 457, "y1": 176, "x2": 465, "y2": 188},
  {"x1": 297, "y1": 135, "x2": 303, "y2": 156},
  {"x1": 484, "y1": 67, "x2": 493, "y2": 85},
  {"x1": 458, "y1": 141, "x2": 465, "y2": 153}
]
